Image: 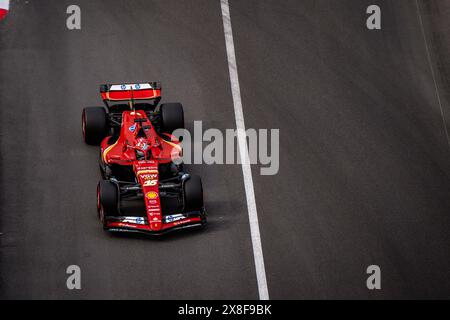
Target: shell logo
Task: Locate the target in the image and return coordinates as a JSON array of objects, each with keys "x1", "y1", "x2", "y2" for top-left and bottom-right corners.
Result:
[
  {"x1": 146, "y1": 191, "x2": 158, "y2": 199},
  {"x1": 0, "y1": 0, "x2": 9, "y2": 21}
]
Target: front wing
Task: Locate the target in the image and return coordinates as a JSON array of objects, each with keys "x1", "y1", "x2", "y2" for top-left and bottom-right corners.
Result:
[{"x1": 104, "y1": 209, "x2": 206, "y2": 235}]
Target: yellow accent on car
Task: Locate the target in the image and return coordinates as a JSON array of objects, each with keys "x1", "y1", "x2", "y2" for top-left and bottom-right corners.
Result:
[
  {"x1": 102, "y1": 141, "x2": 118, "y2": 163},
  {"x1": 136, "y1": 169, "x2": 158, "y2": 175}
]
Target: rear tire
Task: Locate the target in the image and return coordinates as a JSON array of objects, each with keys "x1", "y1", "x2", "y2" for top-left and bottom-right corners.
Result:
[
  {"x1": 183, "y1": 175, "x2": 203, "y2": 212},
  {"x1": 160, "y1": 103, "x2": 184, "y2": 134},
  {"x1": 97, "y1": 180, "x2": 119, "y2": 226},
  {"x1": 82, "y1": 107, "x2": 107, "y2": 145}
]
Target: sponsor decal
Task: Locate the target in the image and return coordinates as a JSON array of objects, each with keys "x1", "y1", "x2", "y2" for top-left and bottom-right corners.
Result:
[
  {"x1": 140, "y1": 174, "x2": 158, "y2": 180},
  {"x1": 143, "y1": 180, "x2": 158, "y2": 186},
  {"x1": 165, "y1": 214, "x2": 186, "y2": 223},
  {"x1": 110, "y1": 83, "x2": 152, "y2": 91},
  {"x1": 129, "y1": 123, "x2": 136, "y2": 133},
  {"x1": 118, "y1": 217, "x2": 147, "y2": 225},
  {"x1": 173, "y1": 219, "x2": 191, "y2": 226},
  {"x1": 136, "y1": 169, "x2": 158, "y2": 175},
  {"x1": 135, "y1": 217, "x2": 144, "y2": 224},
  {"x1": 146, "y1": 191, "x2": 158, "y2": 199}
]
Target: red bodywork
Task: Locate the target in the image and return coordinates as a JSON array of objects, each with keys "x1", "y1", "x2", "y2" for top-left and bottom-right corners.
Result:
[
  {"x1": 101, "y1": 88, "x2": 161, "y2": 102},
  {"x1": 97, "y1": 85, "x2": 204, "y2": 234},
  {"x1": 100, "y1": 110, "x2": 180, "y2": 166},
  {"x1": 104, "y1": 159, "x2": 203, "y2": 234}
]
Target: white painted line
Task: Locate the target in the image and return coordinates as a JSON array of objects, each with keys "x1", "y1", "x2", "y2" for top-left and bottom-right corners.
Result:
[
  {"x1": 220, "y1": 0, "x2": 269, "y2": 300},
  {"x1": 415, "y1": 0, "x2": 450, "y2": 151}
]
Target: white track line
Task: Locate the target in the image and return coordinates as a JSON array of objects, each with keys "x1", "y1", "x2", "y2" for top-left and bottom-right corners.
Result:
[
  {"x1": 415, "y1": 0, "x2": 450, "y2": 151},
  {"x1": 220, "y1": 0, "x2": 269, "y2": 300}
]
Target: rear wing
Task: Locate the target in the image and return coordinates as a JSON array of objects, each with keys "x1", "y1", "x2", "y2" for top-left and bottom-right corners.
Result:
[{"x1": 100, "y1": 82, "x2": 161, "y2": 102}]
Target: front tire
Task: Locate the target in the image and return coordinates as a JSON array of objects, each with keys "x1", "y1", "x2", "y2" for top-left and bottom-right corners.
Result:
[
  {"x1": 183, "y1": 175, "x2": 203, "y2": 212},
  {"x1": 97, "y1": 180, "x2": 119, "y2": 227}
]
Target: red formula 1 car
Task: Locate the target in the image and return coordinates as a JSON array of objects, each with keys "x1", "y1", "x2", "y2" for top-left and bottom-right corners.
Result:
[{"x1": 82, "y1": 82, "x2": 206, "y2": 235}]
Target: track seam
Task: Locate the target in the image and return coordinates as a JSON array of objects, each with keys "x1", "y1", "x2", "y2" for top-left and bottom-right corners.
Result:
[
  {"x1": 415, "y1": 0, "x2": 450, "y2": 151},
  {"x1": 220, "y1": 0, "x2": 269, "y2": 300}
]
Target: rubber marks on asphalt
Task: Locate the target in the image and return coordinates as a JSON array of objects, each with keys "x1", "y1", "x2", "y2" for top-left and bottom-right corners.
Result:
[
  {"x1": 0, "y1": 0, "x2": 9, "y2": 21},
  {"x1": 415, "y1": 0, "x2": 450, "y2": 152}
]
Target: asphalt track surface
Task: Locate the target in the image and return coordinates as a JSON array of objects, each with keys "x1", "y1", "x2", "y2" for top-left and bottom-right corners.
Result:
[{"x1": 1, "y1": 0, "x2": 450, "y2": 299}]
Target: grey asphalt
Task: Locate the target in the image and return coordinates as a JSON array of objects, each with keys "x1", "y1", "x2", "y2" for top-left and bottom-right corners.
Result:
[{"x1": 1, "y1": 0, "x2": 450, "y2": 299}]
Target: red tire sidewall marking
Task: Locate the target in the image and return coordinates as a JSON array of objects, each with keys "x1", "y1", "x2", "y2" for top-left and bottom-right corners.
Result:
[
  {"x1": 97, "y1": 184, "x2": 104, "y2": 223},
  {"x1": 82, "y1": 111, "x2": 86, "y2": 141}
]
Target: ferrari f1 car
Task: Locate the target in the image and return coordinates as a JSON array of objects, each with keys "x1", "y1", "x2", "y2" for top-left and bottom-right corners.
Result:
[{"x1": 82, "y1": 82, "x2": 206, "y2": 235}]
